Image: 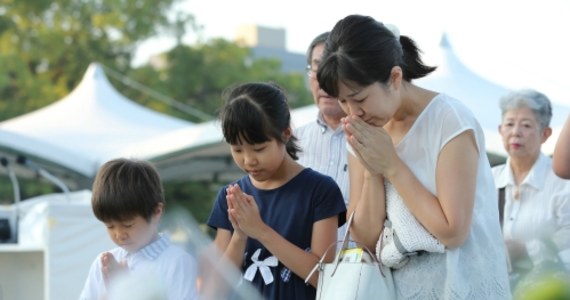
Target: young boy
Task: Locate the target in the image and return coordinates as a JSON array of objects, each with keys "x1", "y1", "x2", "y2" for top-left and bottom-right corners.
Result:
[{"x1": 79, "y1": 158, "x2": 198, "y2": 300}]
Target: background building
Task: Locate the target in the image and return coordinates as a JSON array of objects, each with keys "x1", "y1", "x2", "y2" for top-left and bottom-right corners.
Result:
[{"x1": 235, "y1": 25, "x2": 305, "y2": 73}]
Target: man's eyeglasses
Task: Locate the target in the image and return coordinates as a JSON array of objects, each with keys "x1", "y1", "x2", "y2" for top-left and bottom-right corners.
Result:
[{"x1": 306, "y1": 65, "x2": 317, "y2": 78}]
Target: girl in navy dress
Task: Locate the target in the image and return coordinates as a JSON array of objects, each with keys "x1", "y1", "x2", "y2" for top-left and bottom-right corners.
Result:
[{"x1": 207, "y1": 82, "x2": 346, "y2": 300}]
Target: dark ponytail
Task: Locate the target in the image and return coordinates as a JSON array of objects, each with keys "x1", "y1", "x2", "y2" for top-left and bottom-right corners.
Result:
[{"x1": 400, "y1": 35, "x2": 437, "y2": 81}]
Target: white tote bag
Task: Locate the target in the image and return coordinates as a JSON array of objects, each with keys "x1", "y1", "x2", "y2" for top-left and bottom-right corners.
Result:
[{"x1": 306, "y1": 211, "x2": 396, "y2": 300}]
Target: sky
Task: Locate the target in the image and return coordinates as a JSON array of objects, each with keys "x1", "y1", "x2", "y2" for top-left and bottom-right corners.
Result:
[{"x1": 135, "y1": 0, "x2": 570, "y2": 109}]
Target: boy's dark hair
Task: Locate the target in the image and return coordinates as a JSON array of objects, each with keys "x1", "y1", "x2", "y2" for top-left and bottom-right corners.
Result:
[
  {"x1": 218, "y1": 82, "x2": 301, "y2": 160},
  {"x1": 91, "y1": 158, "x2": 164, "y2": 223}
]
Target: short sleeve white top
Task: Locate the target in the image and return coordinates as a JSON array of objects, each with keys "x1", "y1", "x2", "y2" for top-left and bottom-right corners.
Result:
[
  {"x1": 79, "y1": 233, "x2": 198, "y2": 300},
  {"x1": 389, "y1": 94, "x2": 511, "y2": 299}
]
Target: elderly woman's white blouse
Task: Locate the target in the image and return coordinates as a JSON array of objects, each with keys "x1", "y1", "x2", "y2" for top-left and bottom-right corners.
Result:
[{"x1": 492, "y1": 153, "x2": 570, "y2": 269}]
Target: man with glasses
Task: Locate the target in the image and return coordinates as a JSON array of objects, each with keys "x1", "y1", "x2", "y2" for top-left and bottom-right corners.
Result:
[{"x1": 295, "y1": 32, "x2": 349, "y2": 245}]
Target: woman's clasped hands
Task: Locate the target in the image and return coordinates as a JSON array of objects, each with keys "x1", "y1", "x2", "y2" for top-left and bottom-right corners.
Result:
[{"x1": 342, "y1": 115, "x2": 400, "y2": 178}]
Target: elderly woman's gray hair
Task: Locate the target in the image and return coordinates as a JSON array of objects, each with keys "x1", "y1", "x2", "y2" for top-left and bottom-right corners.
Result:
[{"x1": 499, "y1": 89, "x2": 552, "y2": 130}]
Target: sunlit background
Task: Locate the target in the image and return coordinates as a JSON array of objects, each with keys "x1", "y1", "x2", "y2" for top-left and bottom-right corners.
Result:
[
  {"x1": 140, "y1": 0, "x2": 570, "y2": 104},
  {"x1": 1, "y1": 0, "x2": 570, "y2": 299}
]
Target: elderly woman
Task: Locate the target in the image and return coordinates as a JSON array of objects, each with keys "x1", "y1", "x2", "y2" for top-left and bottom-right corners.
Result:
[{"x1": 492, "y1": 89, "x2": 570, "y2": 292}]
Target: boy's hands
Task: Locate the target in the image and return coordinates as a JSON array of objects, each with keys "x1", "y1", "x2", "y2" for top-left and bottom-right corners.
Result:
[{"x1": 101, "y1": 252, "x2": 128, "y2": 288}]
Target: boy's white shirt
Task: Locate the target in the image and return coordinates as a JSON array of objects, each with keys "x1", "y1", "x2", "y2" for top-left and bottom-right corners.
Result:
[{"x1": 79, "y1": 233, "x2": 198, "y2": 300}]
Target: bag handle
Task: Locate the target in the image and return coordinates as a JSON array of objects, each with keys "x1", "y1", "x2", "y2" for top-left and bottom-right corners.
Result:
[
  {"x1": 337, "y1": 210, "x2": 355, "y2": 252},
  {"x1": 305, "y1": 211, "x2": 388, "y2": 283},
  {"x1": 498, "y1": 187, "x2": 505, "y2": 228}
]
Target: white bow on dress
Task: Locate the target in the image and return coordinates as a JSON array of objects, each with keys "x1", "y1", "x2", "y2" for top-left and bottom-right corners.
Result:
[{"x1": 244, "y1": 248, "x2": 278, "y2": 285}]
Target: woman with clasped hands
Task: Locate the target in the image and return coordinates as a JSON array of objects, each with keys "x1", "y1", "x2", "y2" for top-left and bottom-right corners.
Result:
[{"x1": 316, "y1": 14, "x2": 511, "y2": 299}]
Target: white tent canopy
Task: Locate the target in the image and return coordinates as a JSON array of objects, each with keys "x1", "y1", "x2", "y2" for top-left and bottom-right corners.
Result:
[
  {"x1": 416, "y1": 35, "x2": 570, "y2": 160},
  {"x1": 131, "y1": 34, "x2": 570, "y2": 180},
  {"x1": 123, "y1": 105, "x2": 319, "y2": 182},
  {"x1": 140, "y1": 35, "x2": 570, "y2": 180},
  {"x1": 132, "y1": 36, "x2": 570, "y2": 180},
  {"x1": 0, "y1": 63, "x2": 193, "y2": 187},
  {"x1": 3, "y1": 37, "x2": 568, "y2": 189}
]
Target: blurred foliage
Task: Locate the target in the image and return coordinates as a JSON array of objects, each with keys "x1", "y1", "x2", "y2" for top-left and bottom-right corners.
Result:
[
  {"x1": 0, "y1": 175, "x2": 61, "y2": 204},
  {"x1": 514, "y1": 271, "x2": 570, "y2": 300},
  {"x1": 0, "y1": 0, "x2": 312, "y2": 226},
  {"x1": 0, "y1": 0, "x2": 312, "y2": 120},
  {"x1": 163, "y1": 180, "x2": 221, "y2": 226},
  {"x1": 0, "y1": 0, "x2": 185, "y2": 120},
  {"x1": 122, "y1": 39, "x2": 312, "y2": 122}
]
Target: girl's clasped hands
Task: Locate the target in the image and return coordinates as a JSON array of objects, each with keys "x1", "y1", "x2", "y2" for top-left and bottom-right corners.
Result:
[{"x1": 226, "y1": 184, "x2": 267, "y2": 240}]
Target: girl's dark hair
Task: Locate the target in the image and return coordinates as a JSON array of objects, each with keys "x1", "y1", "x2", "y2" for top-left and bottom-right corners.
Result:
[
  {"x1": 317, "y1": 14, "x2": 437, "y2": 97},
  {"x1": 219, "y1": 82, "x2": 300, "y2": 160},
  {"x1": 91, "y1": 158, "x2": 164, "y2": 223}
]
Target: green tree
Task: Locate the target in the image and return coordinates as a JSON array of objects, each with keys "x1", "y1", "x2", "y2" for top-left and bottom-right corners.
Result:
[
  {"x1": 0, "y1": 0, "x2": 313, "y2": 224},
  {"x1": 123, "y1": 38, "x2": 312, "y2": 122},
  {"x1": 0, "y1": 0, "x2": 188, "y2": 120}
]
